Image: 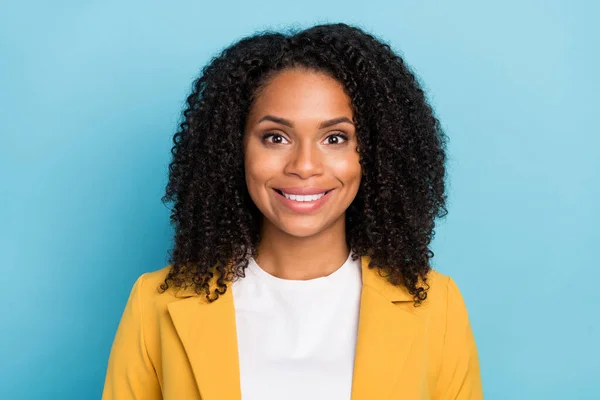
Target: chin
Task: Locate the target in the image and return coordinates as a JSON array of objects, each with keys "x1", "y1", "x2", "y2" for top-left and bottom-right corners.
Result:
[
  {"x1": 281, "y1": 227, "x2": 324, "y2": 238},
  {"x1": 273, "y1": 216, "x2": 338, "y2": 239}
]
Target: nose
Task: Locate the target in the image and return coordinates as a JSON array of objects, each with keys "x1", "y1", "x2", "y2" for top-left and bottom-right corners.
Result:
[{"x1": 283, "y1": 141, "x2": 324, "y2": 179}]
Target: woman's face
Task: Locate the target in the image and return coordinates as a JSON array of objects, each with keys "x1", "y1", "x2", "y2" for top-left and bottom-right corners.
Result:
[{"x1": 243, "y1": 68, "x2": 362, "y2": 238}]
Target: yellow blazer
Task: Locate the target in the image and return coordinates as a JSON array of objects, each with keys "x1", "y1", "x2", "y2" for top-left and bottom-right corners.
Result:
[{"x1": 102, "y1": 255, "x2": 483, "y2": 399}]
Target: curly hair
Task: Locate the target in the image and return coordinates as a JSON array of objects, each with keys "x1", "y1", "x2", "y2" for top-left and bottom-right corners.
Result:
[{"x1": 158, "y1": 22, "x2": 448, "y2": 306}]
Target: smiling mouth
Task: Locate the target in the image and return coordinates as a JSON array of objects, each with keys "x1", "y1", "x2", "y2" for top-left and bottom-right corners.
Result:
[{"x1": 273, "y1": 188, "x2": 334, "y2": 201}]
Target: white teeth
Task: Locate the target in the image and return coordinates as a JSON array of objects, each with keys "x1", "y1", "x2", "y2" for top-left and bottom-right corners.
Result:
[{"x1": 282, "y1": 192, "x2": 326, "y2": 202}]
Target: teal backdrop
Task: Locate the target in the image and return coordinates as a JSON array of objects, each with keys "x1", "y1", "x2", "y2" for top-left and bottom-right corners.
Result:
[{"x1": 1, "y1": 0, "x2": 598, "y2": 398}]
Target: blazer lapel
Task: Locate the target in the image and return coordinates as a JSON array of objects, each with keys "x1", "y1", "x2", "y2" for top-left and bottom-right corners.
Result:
[
  {"x1": 350, "y1": 255, "x2": 422, "y2": 400},
  {"x1": 167, "y1": 278, "x2": 241, "y2": 400}
]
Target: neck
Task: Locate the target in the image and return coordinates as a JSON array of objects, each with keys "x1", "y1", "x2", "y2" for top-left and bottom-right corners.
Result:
[{"x1": 255, "y1": 216, "x2": 350, "y2": 280}]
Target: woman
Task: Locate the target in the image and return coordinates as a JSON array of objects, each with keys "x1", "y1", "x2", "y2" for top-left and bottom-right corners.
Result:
[{"x1": 102, "y1": 23, "x2": 483, "y2": 400}]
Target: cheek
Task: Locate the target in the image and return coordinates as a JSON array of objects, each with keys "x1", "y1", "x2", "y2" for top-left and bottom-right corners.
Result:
[
  {"x1": 244, "y1": 149, "x2": 281, "y2": 193},
  {"x1": 330, "y1": 153, "x2": 362, "y2": 184}
]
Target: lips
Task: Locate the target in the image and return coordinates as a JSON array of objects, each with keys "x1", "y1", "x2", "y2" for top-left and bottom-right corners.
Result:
[
  {"x1": 274, "y1": 189, "x2": 333, "y2": 197},
  {"x1": 272, "y1": 188, "x2": 334, "y2": 213},
  {"x1": 274, "y1": 187, "x2": 334, "y2": 196}
]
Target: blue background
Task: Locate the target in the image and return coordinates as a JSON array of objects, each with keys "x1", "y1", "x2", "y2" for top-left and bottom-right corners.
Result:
[{"x1": 1, "y1": 0, "x2": 598, "y2": 398}]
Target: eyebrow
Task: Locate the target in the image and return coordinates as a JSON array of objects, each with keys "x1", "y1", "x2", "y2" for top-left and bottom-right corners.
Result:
[{"x1": 257, "y1": 115, "x2": 355, "y2": 129}]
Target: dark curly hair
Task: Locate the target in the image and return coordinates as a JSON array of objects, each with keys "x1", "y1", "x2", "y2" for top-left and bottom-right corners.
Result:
[{"x1": 158, "y1": 22, "x2": 448, "y2": 306}]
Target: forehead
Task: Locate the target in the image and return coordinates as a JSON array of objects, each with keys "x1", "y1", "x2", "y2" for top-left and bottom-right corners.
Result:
[{"x1": 246, "y1": 68, "x2": 354, "y2": 124}]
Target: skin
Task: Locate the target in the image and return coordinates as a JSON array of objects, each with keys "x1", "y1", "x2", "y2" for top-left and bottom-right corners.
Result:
[{"x1": 242, "y1": 68, "x2": 362, "y2": 280}]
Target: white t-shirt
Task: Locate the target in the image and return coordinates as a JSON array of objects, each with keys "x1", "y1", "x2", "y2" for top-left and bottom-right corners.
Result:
[{"x1": 231, "y1": 251, "x2": 363, "y2": 400}]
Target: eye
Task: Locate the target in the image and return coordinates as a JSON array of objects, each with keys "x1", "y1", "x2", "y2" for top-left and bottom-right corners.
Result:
[
  {"x1": 324, "y1": 133, "x2": 349, "y2": 145},
  {"x1": 262, "y1": 133, "x2": 290, "y2": 145}
]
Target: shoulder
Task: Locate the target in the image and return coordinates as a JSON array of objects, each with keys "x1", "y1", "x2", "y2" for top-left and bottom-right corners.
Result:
[
  {"x1": 420, "y1": 269, "x2": 470, "y2": 316},
  {"x1": 424, "y1": 270, "x2": 482, "y2": 397},
  {"x1": 121, "y1": 266, "x2": 189, "y2": 346},
  {"x1": 140, "y1": 265, "x2": 174, "y2": 294},
  {"x1": 426, "y1": 269, "x2": 470, "y2": 314},
  {"x1": 126, "y1": 265, "x2": 185, "y2": 312},
  {"x1": 405, "y1": 270, "x2": 476, "y2": 363},
  {"x1": 409, "y1": 269, "x2": 473, "y2": 345},
  {"x1": 387, "y1": 268, "x2": 470, "y2": 323},
  {"x1": 424, "y1": 269, "x2": 458, "y2": 306}
]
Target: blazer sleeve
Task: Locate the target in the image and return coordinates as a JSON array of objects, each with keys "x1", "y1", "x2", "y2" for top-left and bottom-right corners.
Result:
[
  {"x1": 433, "y1": 277, "x2": 484, "y2": 399},
  {"x1": 102, "y1": 273, "x2": 162, "y2": 400}
]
